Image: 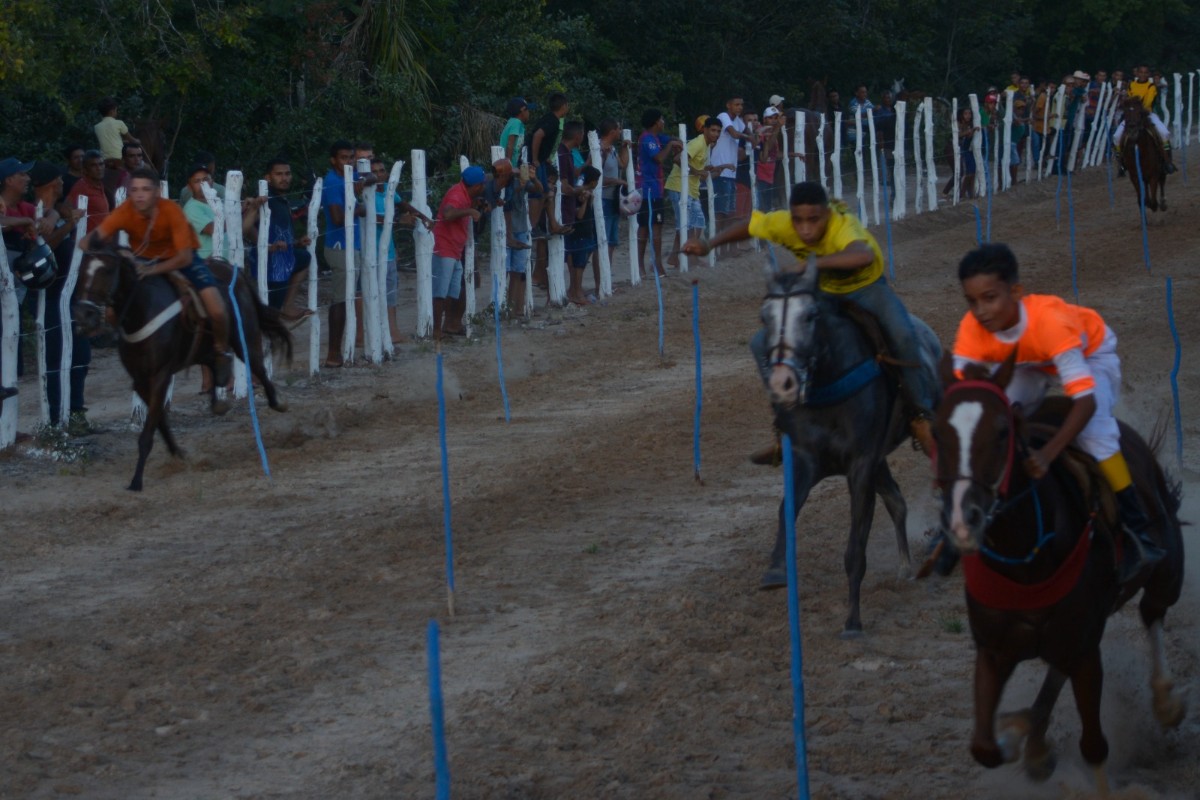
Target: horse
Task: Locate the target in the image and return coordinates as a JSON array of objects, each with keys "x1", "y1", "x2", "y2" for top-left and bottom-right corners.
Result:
[
  {"x1": 72, "y1": 245, "x2": 292, "y2": 491},
  {"x1": 932, "y1": 356, "x2": 1186, "y2": 786},
  {"x1": 1118, "y1": 98, "x2": 1167, "y2": 212},
  {"x1": 757, "y1": 265, "x2": 941, "y2": 635}
]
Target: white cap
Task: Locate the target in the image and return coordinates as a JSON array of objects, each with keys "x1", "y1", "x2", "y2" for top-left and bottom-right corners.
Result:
[{"x1": 769, "y1": 94, "x2": 785, "y2": 107}]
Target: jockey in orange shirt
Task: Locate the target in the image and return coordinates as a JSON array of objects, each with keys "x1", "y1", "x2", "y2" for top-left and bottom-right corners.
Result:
[{"x1": 952, "y1": 243, "x2": 1165, "y2": 584}]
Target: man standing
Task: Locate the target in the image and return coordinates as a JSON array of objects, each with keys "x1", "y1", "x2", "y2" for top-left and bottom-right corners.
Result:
[
  {"x1": 597, "y1": 118, "x2": 628, "y2": 267},
  {"x1": 848, "y1": 85, "x2": 875, "y2": 145},
  {"x1": 431, "y1": 166, "x2": 485, "y2": 339},
  {"x1": 713, "y1": 96, "x2": 752, "y2": 238},
  {"x1": 81, "y1": 166, "x2": 234, "y2": 396},
  {"x1": 65, "y1": 150, "x2": 111, "y2": 233},
  {"x1": 635, "y1": 109, "x2": 682, "y2": 276},
  {"x1": 61, "y1": 145, "x2": 85, "y2": 197},
  {"x1": 321, "y1": 139, "x2": 366, "y2": 366},
  {"x1": 665, "y1": 117, "x2": 724, "y2": 267},
  {"x1": 103, "y1": 141, "x2": 145, "y2": 199},
  {"x1": 93, "y1": 98, "x2": 138, "y2": 171},
  {"x1": 370, "y1": 156, "x2": 431, "y2": 341}
]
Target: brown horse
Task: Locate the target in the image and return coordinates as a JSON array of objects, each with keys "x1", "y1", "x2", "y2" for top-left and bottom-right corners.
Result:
[
  {"x1": 1119, "y1": 98, "x2": 1167, "y2": 212},
  {"x1": 72, "y1": 245, "x2": 292, "y2": 491},
  {"x1": 933, "y1": 356, "x2": 1185, "y2": 788}
]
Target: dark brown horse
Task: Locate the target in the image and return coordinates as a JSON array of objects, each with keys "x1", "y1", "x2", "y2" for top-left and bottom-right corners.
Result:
[
  {"x1": 73, "y1": 246, "x2": 292, "y2": 491},
  {"x1": 1119, "y1": 98, "x2": 1167, "y2": 212},
  {"x1": 933, "y1": 357, "x2": 1185, "y2": 788}
]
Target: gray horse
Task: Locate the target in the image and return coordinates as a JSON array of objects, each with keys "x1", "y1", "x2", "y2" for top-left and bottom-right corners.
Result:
[{"x1": 755, "y1": 266, "x2": 940, "y2": 635}]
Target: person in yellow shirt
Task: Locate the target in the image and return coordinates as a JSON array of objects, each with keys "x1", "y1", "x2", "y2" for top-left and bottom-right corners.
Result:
[
  {"x1": 952, "y1": 243, "x2": 1165, "y2": 582},
  {"x1": 1112, "y1": 64, "x2": 1176, "y2": 173},
  {"x1": 665, "y1": 117, "x2": 727, "y2": 268},
  {"x1": 682, "y1": 181, "x2": 936, "y2": 455}
]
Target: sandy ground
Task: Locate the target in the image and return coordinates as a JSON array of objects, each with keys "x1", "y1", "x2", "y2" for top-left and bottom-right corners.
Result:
[{"x1": 2, "y1": 168, "x2": 1200, "y2": 800}]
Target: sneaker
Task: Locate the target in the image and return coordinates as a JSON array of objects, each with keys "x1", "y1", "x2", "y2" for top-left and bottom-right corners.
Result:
[{"x1": 67, "y1": 411, "x2": 103, "y2": 436}]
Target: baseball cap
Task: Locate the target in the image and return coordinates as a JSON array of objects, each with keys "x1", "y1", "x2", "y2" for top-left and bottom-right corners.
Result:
[
  {"x1": 186, "y1": 162, "x2": 211, "y2": 181},
  {"x1": 0, "y1": 156, "x2": 34, "y2": 183},
  {"x1": 764, "y1": 107, "x2": 781, "y2": 119},
  {"x1": 1073, "y1": 70, "x2": 1091, "y2": 81},
  {"x1": 769, "y1": 94, "x2": 785, "y2": 106},
  {"x1": 29, "y1": 161, "x2": 63, "y2": 188},
  {"x1": 461, "y1": 165, "x2": 486, "y2": 186},
  {"x1": 505, "y1": 97, "x2": 528, "y2": 117},
  {"x1": 985, "y1": 92, "x2": 999, "y2": 104}
]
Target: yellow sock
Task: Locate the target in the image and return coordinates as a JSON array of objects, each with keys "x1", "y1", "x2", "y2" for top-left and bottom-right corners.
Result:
[{"x1": 1098, "y1": 452, "x2": 1133, "y2": 492}]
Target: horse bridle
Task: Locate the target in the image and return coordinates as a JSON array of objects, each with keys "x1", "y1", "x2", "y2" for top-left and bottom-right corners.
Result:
[
  {"x1": 764, "y1": 284, "x2": 816, "y2": 383},
  {"x1": 77, "y1": 249, "x2": 141, "y2": 334}
]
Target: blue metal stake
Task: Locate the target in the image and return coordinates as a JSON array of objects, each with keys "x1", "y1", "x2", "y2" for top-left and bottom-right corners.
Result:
[
  {"x1": 1133, "y1": 144, "x2": 1151, "y2": 272},
  {"x1": 781, "y1": 435, "x2": 811, "y2": 800},
  {"x1": 491, "y1": 272, "x2": 511, "y2": 423},
  {"x1": 427, "y1": 620, "x2": 451, "y2": 800},
  {"x1": 436, "y1": 353, "x2": 456, "y2": 613}
]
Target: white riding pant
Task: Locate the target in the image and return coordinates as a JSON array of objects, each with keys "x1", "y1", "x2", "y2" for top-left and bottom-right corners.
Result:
[
  {"x1": 1006, "y1": 327, "x2": 1123, "y2": 462},
  {"x1": 1112, "y1": 113, "x2": 1171, "y2": 146}
]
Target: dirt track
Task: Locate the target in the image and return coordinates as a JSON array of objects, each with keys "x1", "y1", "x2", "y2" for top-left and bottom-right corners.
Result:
[{"x1": 2, "y1": 169, "x2": 1200, "y2": 799}]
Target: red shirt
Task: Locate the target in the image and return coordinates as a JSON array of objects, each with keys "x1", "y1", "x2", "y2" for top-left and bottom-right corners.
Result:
[
  {"x1": 432, "y1": 182, "x2": 473, "y2": 259},
  {"x1": 66, "y1": 179, "x2": 111, "y2": 233}
]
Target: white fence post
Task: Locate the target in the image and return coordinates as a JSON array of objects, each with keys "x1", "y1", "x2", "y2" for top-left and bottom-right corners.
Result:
[
  {"x1": 867, "y1": 109, "x2": 880, "y2": 225},
  {"x1": 588, "y1": 131, "x2": 613, "y2": 293},
  {"x1": 379, "y1": 160, "x2": 403, "y2": 358},
  {"x1": 255, "y1": 179, "x2": 274, "y2": 380},
  {"x1": 1045, "y1": 86, "x2": 1066, "y2": 178},
  {"x1": 0, "y1": 235, "x2": 16, "y2": 449},
  {"x1": 746, "y1": 141, "x2": 758, "y2": 252},
  {"x1": 457, "y1": 156, "x2": 476, "y2": 336},
  {"x1": 831, "y1": 111, "x2": 844, "y2": 200},
  {"x1": 677, "y1": 124, "x2": 690, "y2": 271},
  {"x1": 924, "y1": 99, "x2": 938, "y2": 211},
  {"x1": 60, "y1": 195, "x2": 87, "y2": 425},
  {"x1": 521, "y1": 146, "x2": 535, "y2": 315},
  {"x1": 816, "y1": 114, "x2": 827, "y2": 190},
  {"x1": 1173, "y1": 73, "x2": 1184, "y2": 154},
  {"x1": 489, "y1": 145, "x2": 509, "y2": 310},
  {"x1": 705, "y1": 173, "x2": 716, "y2": 267},
  {"x1": 360, "y1": 177, "x2": 382, "y2": 363},
  {"x1": 340, "y1": 164, "x2": 357, "y2": 364},
  {"x1": 794, "y1": 110, "x2": 807, "y2": 183},
  {"x1": 1083, "y1": 82, "x2": 1105, "y2": 167},
  {"x1": 968, "y1": 94, "x2": 985, "y2": 196},
  {"x1": 623, "y1": 129, "x2": 640, "y2": 285},
  {"x1": 781, "y1": 114, "x2": 792, "y2": 196},
  {"x1": 951, "y1": 98, "x2": 962, "y2": 204},
  {"x1": 411, "y1": 149, "x2": 434, "y2": 338},
  {"x1": 546, "y1": 179, "x2": 567, "y2": 306},
  {"x1": 1002, "y1": 90, "x2": 1015, "y2": 190},
  {"x1": 306, "y1": 178, "x2": 323, "y2": 375},
  {"x1": 854, "y1": 108, "x2": 866, "y2": 219},
  {"x1": 1067, "y1": 94, "x2": 1086, "y2": 174},
  {"x1": 893, "y1": 100, "x2": 907, "y2": 220},
  {"x1": 223, "y1": 171, "x2": 248, "y2": 400},
  {"x1": 913, "y1": 104, "x2": 923, "y2": 214},
  {"x1": 34, "y1": 201, "x2": 50, "y2": 426}
]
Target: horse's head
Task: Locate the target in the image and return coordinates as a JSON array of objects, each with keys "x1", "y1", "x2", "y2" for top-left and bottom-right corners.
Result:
[
  {"x1": 72, "y1": 244, "x2": 129, "y2": 336},
  {"x1": 1121, "y1": 98, "x2": 1148, "y2": 131},
  {"x1": 932, "y1": 353, "x2": 1019, "y2": 554},
  {"x1": 761, "y1": 266, "x2": 820, "y2": 407}
]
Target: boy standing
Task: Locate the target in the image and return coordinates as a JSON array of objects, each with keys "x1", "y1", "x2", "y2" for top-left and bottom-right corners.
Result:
[{"x1": 953, "y1": 243, "x2": 1165, "y2": 583}]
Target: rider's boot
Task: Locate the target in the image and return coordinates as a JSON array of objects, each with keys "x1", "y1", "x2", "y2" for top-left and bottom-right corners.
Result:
[
  {"x1": 750, "y1": 425, "x2": 783, "y2": 467},
  {"x1": 1114, "y1": 144, "x2": 1126, "y2": 177},
  {"x1": 910, "y1": 413, "x2": 936, "y2": 459},
  {"x1": 1115, "y1": 485, "x2": 1166, "y2": 585},
  {"x1": 1163, "y1": 143, "x2": 1178, "y2": 174}
]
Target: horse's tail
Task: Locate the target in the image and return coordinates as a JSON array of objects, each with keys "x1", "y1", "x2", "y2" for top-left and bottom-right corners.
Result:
[
  {"x1": 248, "y1": 282, "x2": 294, "y2": 364},
  {"x1": 1145, "y1": 412, "x2": 1184, "y2": 519}
]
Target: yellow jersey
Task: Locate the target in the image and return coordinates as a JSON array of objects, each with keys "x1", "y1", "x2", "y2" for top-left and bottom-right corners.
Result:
[
  {"x1": 1128, "y1": 79, "x2": 1157, "y2": 111},
  {"x1": 747, "y1": 206, "x2": 884, "y2": 294}
]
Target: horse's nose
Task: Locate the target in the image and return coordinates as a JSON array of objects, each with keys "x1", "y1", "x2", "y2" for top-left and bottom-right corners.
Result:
[{"x1": 768, "y1": 367, "x2": 799, "y2": 406}]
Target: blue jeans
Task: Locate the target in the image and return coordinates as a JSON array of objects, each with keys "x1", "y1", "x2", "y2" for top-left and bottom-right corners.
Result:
[{"x1": 748, "y1": 278, "x2": 934, "y2": 411}]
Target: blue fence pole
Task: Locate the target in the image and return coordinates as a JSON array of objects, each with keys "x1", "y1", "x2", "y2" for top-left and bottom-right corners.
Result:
[
  {"x1": 648, "y1": 195, "x2": 665, "y2": 357},
  {"x1": 692, "y1": 280, "x2": 703, "y2": 482},
  {"x1": 781, "y1": 434, "x2": 811, "y2": 800},
  {"x1": 427, "y1": 620, "x2": 451, "y2": 800},
  {"x1": 491, "y1": 272, "x2": 511, "y2": 423},
  {"x1": 972, "y1": 205, "x2": 983, "y2": 246},
  {"x1": 879, "y1": 150, "x2": 896, "y2": 281},
  {"x1": 436, "y1": 353, "x2": 456, "y2": 615},
  {"x1": 1133, "y1": 144, "x2": 1152, "y2": 272},
  {"x1": 1166, "y1": 277, "x2": 1184, "y2": 467}
]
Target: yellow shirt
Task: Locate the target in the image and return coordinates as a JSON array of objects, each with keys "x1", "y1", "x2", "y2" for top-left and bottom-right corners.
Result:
[
  {"x1": 747, "y1": 207, "x2": 884, "y2": 294},
  {"x1": 664, "y1": 134, "x2": 709, "y2": 199},
  {"x1": 1128, "y1": 79, "x2": 1157, "y2": 111},
  {"x1": 94, "y1": 116, "x2": 130, "y2": 161}
]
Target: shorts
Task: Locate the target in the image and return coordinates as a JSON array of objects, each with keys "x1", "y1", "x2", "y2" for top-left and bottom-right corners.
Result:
[
  {"x1": 668, "y1": 190, "x2": 706, "y2": 231},
  {"x1": 567, "y1": 230, "x2": 596, "y2": 269},
  {"x1": 713, "y1": 177, "x2": 737, "y2": 215},
  {"x1": 507, "y1": 230, "x2": 531, "y2": 275},
  {"x1": 324, "y1": 246, "x2": 361, "y2": 304},
  {"x1": 636, "y1": 196, "x2": 665, "y2": 227},
  {"x1": 601, "y1": 198, "x2": 620, "y2": 243},
  {"x1": 431, "y1": 254, "x2": 463, "y2": 299},
  {"x1": 181, "y1": 254, "x2": 218, "y2": 290}
]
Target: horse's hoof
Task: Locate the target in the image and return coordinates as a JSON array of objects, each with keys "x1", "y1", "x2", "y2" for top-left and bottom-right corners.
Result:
[
  {"x1": 996, "y1": 711, "x2": 1031, "y2": 763},
  {"x1": 271, "y1": 398, "x2": 289, "y2": 413},
  {"x1": 1024, "y1": 746, "x2": 1056, "y2": 782},
  {"x1": 759, "y1": 569, "x2": 787, "y2": 590},
  {"x1": 212, "y1": 398, "x2": 231, "y2": 416},
  {"x1": 970, "y1": 741, "x2": 1005, "y2": 769},
  {"x1": 1152, "y1": 678, "x2": 1187, "y2": 728},
  {"x1": 897, "y1": 563, "x2": 913, "y2": 581},
  {"x1": 839, "y1": 627, "x2": 863, "y2": 640},
  {"x1": 127, "y1": 482, "x2": 143, "y2": 492}
]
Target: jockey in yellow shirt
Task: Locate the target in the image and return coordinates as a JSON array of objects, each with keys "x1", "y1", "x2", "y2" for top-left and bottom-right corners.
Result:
[
  {"x1": 1112, "y1": 64, "x2": 1177, "y2": 173},
  {"x1": 954, "y1": 243, "x2": 1165, "y2": 585}
]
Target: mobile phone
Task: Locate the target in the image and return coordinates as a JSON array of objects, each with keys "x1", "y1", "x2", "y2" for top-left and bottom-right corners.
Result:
[{"x1": 356, "y1": 158, "x2": 370, "y2": 175}]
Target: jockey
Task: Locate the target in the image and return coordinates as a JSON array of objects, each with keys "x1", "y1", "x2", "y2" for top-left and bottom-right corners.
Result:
[
  {"x1": 80, "y1": 165, "x2": 233, "y2": 387},
  {"x1": 682, "y1": 181, "x2": 937, "y2": 458},
  {"x1": 954, "y1": 243, "x2": 1165, "y2": 585},
  {"x1": 1112, "y1": 64, "x2": 1177, "y2": 174}
]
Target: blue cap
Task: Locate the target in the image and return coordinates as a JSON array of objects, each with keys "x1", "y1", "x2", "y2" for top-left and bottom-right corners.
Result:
[
  {"x1": 0, "y1": 157, "x2": 35, "y2": 183},
  {"x1": 461, "y1": 165, "x2": 486, "y2": 186}
]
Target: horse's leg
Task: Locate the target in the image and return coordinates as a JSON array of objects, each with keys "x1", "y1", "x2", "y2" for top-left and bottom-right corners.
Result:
[
  {"x1": 996, "y1": 666, "x2": 1067, "y2": 781},
  {"x1": 760, "y1": 453, "x2": 815, "y2": 591},
  {"x1": 970, "y1": 648, "x2": 1019, "y2": 768},
  {"x1": 129, "y1": 373, "x2": 170, "y2": 491},
  {"x1": 873, "y1": 461, "x2": 912, "y2": 580},
  {"x1": 237, "y1": 295, "x2": 289, "y2": 412},
  {"x1": 157, "y1": 410, "x2": 184, "y2": 459},
  {"x1": 1144, "y1": 617, "x2": 1187, "y2": 728},
  {"x1": 1069, "y1": 647, "x2": 1110, "y2": 772},
  {"x1": 841, "y1": 461, "x2": 877, "y2": 636}
]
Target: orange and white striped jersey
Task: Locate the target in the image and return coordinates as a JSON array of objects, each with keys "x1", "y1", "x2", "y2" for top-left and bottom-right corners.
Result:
[{"x1": 953, "y1": 294, "x2": 1109, "y2": 397}]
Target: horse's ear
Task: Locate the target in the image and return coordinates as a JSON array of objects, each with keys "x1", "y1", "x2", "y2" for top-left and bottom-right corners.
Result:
[
  {"x1": 798, "y1": 261, "x2": 818, "y2": 291},
  {"x1": 938, "y1": 351, "x2": 957, "y2": 389},
  {"x1": 993, "y1": 349, "x2": 1018, "y2": 388}
]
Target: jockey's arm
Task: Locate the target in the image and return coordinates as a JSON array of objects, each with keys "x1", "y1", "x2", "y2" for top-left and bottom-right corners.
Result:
[
  {"x1": 813, "y1": 240, "x2": 874, "y2": 272},
  {"x1": 681, "y1": 220, "x2": 750, "y2": 256},
  {"x1": 1025, "y1": 392, "x2": 1096, "y2": 479},
  {"x1": 139, "y1": 246, "x2": 194, "y2": 278}
]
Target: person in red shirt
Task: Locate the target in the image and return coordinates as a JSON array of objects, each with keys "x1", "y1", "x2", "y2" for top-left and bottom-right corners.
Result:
[
  {"x1": 80, "y1": 166, "x2": 233, "y2": 387},
  {"x1": 430, "y1": 165, "x2": 485, "y2": 339},
  {"x1": 65, "y1": 150, "x2": 111, "y2": 233}
]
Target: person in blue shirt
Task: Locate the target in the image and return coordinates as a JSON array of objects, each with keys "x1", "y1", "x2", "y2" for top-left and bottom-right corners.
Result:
[{"x1": 635, "y1": 108, "x2": 681, "y2": 277}]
